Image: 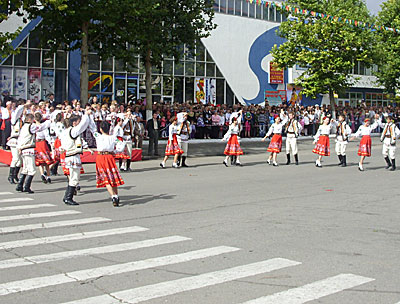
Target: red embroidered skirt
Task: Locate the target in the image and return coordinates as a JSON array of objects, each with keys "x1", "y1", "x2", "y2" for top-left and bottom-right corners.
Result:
[
  {"x1": 224, "y1": 134, "x2": 243, "y2": 156},
  {"x1": 52, "y1": 138, "x2": 61, "y2": 162},
  {"x1": 165, "y1": 134, "x2": 184, "y2": 156},
  {"x1": 35, "y1": 140, "x2": 54, "y2": 166},
  {"x1": 267, "y1": 134, "x2": 282, "y2": 153},
  {"x1": 60, "y1": 152, "x2": 85, "y2": 176},
  {"x1": 96, "y1": 154, "x2": 125, "y2": 188},
  {"x1": 358, "y1": 135, "x2": 372, "y2": 157},
  {"x1": 313, "y1": 135, "x2": 330, "y2": 156}
]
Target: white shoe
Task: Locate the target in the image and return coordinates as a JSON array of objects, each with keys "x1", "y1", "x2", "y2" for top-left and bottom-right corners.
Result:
[
  {"x1": 267, "y1": 159, "x2": 271, "y2": 165},
  {"x1": 172, "y1": 163, "x2": 179, "y2": 168},
  {"x1": 316, "y1": 160, "x2": 322, "y2": 168},
  {"x1": 273, "y1": 162, "x2": 278, "y2": 167},
  {"x1": 160, "y1": 162, "x2": 166, "y2": 168},
  {"x1": 358, "y1": 163, "x2": 364, "y2": 171}
]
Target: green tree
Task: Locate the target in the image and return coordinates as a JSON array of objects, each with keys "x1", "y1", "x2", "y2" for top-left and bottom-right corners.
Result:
[
  {"x1": 271, "y1": 0, "x2": 374, "y2": 116},
  {"x1": 100, "y1": 0, "x2": 215, "y2": 118},
  {"x1": 375, "y1": 0, "x2": 400, "y2": 95},
  {"x1": 27, "y1": 0, "x2": 123, "y2": 104}
]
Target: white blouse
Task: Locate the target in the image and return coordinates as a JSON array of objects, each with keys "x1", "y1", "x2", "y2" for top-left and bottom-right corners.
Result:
[
  {"x1": 95, "y1": 134, "x2": 118, "y2": 152},
  {"x1": 354, "y1": 121, "x2": 379, "y2": 137},
  {"x1": 266, "y1": 116, "x2": 288, "y2": 137},
  {"x1": 168, "y1": 124, "x2": 179, "y2": 140},
  {"x1": 314, "y1": 124, "x2": 334, "y2": 141}
]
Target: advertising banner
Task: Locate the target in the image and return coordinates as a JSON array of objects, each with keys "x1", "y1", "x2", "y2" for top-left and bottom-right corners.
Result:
[
  {"x1": 28, "y1": 68, "x2": 41, "y2": 103},
  {"x1": 264, "y1": 90, "x2": 286, "y2": 106},
  {"x1": 42, "y1": 69, "x2": 54, "y2": 99},
  {"x1": 269, "y1": 62, "x2": 284, "y2": 84},
  {"x1": 0, "y1": 68, "x2": 12, "y2": 95},
  {"x1": 14, "y1": 69, "x2": 27, "y2": 99},
  {"x1": 195, "y1": 78, "x2": 206, "y2": 104},
  {"x1": 286, "y1": 84, "x2": 303, "y2": 106}
]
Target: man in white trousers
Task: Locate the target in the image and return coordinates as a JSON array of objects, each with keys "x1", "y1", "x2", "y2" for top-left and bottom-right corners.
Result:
[{"x1": 285, "y1": 112, "x2": 302, "y2": 165}]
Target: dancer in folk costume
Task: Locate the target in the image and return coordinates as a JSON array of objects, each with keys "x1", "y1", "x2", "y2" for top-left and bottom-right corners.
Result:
[
  {"x1": 113, "y1": 114, "x2": 130, "y2": 168},
  {"x1": 177, "y1": 112, "x2": 191, "y2": 167},
  {"x1": 16, "y1": 114, "x2": 51, "y2": 194},
  {"x1": 120, "y1": 110, "x2": 135, "y2": 172},
  {"x1": 229, "y1": 109, "x2": 243, "y2": 165},
  {"x1": 160, "y1": 117, "x2": 184, "y2": 168},
  {"x1": 89, "y1": 119, "x2": 125, "y2": 207},
  {"x1": 284, "y1": 112, "x2": 302, "y2": 165},
  {"x1": 350, "y1": 114, "x2": 380, "y2": 171},
  {"x1": 49, "y1": 112, "x2": 64, "y2": 176},
  {"x1": 34, "y1": 112, "x2": 54, "y2": 184},
  {"x1": 313, "y1": 116, "x2": 335, "y2": 168},
  {"x1": 332, "y1": 114, "x2": 352, "y2": 167},
  {"x1": 377, "y1": 114, "x2": 400, "y2": 171},
  {"x1": 262, "y1": 111, "x2": 288, "y2": 166},
  {"x1": 60, "y1": 112, "x2": 90, "y2": 205},
  {"x1": 222, "y1": 117, "x2": 243, "y2": 166},
  {"x1": 7, "y1": 103, "x2": 25, "y2": 184}
]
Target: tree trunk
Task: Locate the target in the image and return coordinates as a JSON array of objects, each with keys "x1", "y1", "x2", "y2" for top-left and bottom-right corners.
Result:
[
  {"x1": 80, "y1": 21, "x2": 89, "y2": 105},
  {"x1": 145, "y1": 48, "x2": 153, "y2": 121},
  {"x1": 329, "y1": 89, "x2": 336, "y2": 119}
]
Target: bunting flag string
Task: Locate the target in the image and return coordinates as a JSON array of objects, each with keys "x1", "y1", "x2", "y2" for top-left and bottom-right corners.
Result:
[{"x1": 246, "y1": 0, "x2": 400, "y2": 34}]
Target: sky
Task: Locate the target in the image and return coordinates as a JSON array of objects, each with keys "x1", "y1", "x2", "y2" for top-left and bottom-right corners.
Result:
[{"x1": 365, "y1": 0, "x2": 385, "y2": 15}]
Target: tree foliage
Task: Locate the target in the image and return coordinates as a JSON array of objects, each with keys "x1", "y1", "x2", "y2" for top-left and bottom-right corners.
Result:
[
  {"x1": 375, "y1": 0, "x2": 400, "y2": 94},
  {"x1": 271, "y1": 0, "x2": 374, "y2": 112}
]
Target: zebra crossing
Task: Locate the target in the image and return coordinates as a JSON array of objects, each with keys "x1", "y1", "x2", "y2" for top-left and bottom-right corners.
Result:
[{"x1": 0, "y1": 192, "x2": 376, "y2": 303}]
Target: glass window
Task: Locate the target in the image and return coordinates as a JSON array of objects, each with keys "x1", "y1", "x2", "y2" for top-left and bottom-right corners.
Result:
[
  {"x1": 216, "y1": 79, "x2": 224, "y2": 104},
  {"x1": 196, "y1": 62, "x2": 205, "y2": 77},
  {"x1": 19, "y1": 38, "x2": 27, "y2": 48},
  {"x1": 14, "y1": 49, "x2": 27, "y2": 66},
  {"x1": 213, "y1": 0, "x2": 219, "y2": 12},
  {"x1": 206, "y1": 63, "x2": 215, "y2": 77},
  {"x1": 353, "y1": 62, "x2": 359, "y2": 75},
  {"x1": 163, "y1": 60, "x2": 173, "y2": 75},
  {"x1": 127, "y1": 75, "x2": 138, "y2": 103},
  {"x1": 88, "y1": 54, "x2": 100, "y2": 70},
  {"x1": 56, "y1": 51, "x2": 67, "y2": 69},
  {"x1": 115, "y1": 59, "x2": 125, "y2": 72},
  {"x1": 174, "y1": 61, "x2": 184, "y2": 76},
  {"x1": 42, "y1": 51, "x2": 54, "y2": 68},
  {"x1": 101, "y1": 73, "x2": 113, "y2": 93},
  {"x1": 263, "y1": 7, "x2": 269, "y2": 20},
  {"x1": 227, "y1": 0, "x2": 234, "y2": 14},
  {"x1": 359, "y1": 62, "x2": 365, "y2": 75},
  {"x1": 127, "y1": 57, "x2": 139, "y2": 73},
  {"x1": 226, "y1": 82, "x2": 234, "y2": 105},
  {"x1": 234, "y1": 0, "x2": 241, "y2": 16},
  {"x1": 152, "y1": 75, "x2": 161, "y2": 94},
  {"x1": 216, "y1": 66, "x2": 223, "y2": 78},
  {"x1": 185, "y1": 77, "x2": 194, "y2": 102},
  {"x1": 152, "y1": 64, "x2": 161, "y2": 74},
  {"x1": 185, "y1": 61, "x2": 195, "y2": 76},
  {"x1": 88, "y1": 72, "x2": 100, "y2": 92},
  {"x1": 2, "y1": 56, "x2": 12, "y2": 66},
  {"x1": 55, "y1": 70, "x2": 67, "y2": 101},
  {"x1": 276, "y1": 8, "x2": 281, "y2": 22},
  {"x1": 206, "y1": 51, "x2": 214, "y2": 62},
  {"x1": 269, "y1": 6, "x2": 275, "y2": 21},
  {"x1": 256, "y1": 4, "x2": 262, "y2": 19},
  {"x1": 102, "y1": 57, "x2": 113, "y2": 71},
  {"x1": 249, "y1": 2, "x2": 255, "y2": 18},
  {"x1": 28, "y1": 50, "x2": 41, "y2": 67},
  {"x1": 220, "y1": 0, "x2": 226, "y2": 13},
  {"x1": 115, "y1": 74, "x2": 126, "y2": 103},
  {"x1": 174, "y1": 77, "x2": 184, "y2": 103},
  {"x1": 29, "y1": 31, "x2": 41, "y2": 48},
  {"x1": 242, "y1": 1, "x2": 248, "y2": 16},
  {"x1": 163, "y1": 76, "x2": 173, "y2": 96},
  {"x1": 196, "y1": 42, "x2": 205, "y2": 61}
]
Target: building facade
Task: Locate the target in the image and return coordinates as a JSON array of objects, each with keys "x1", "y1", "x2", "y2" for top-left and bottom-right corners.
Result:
[{"x1": 0, "y1": 0, "x2": 388, "y2": 107}]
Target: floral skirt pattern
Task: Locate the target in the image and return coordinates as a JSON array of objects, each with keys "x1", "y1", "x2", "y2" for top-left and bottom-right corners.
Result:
[
  {"x1": 313, "y1": 135, "x2": 330, "y2": 156},
  {"x1": 224, "y1": 134, "x2": 243, "y2": 156},
  {"x1": 61, "y1": 153, "x2": 84, "y2": 176},
  {"x1": 52, "y1": 138, "x2": 61, "y2": 162},
  {"x1": 96, "y1": 154, "x2": 125, "y2": 188},
  {"x1": 35, "y1": 141, "x2": 54, "y2": 166},
  {"x1": 165, "y1": 135, "x2": 184, "y2": 156},
  {"x1": 358, "y1": 135, "x2": 372, "y2": 157},
  {"x1": 267, "y1": 134, "x2": 282, "y2": 153}
]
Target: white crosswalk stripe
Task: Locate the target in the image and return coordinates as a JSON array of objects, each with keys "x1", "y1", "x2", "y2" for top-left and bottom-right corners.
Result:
[
  {"x1": 0, "y1": 210, "x2": 80, "y2": 222},
  {"x1": 0, "y1": 203, "x2": 55, "y2": 212},
  {"x1": 0, "y1": 235, "x2": 191, "y2": 270},
  {"x1": 241, "y1": 274, "x2": 375, "y2": 304},
  {"x1": 0, "y1": 217, "x2": 111, "y2": 234},
  {"x1": 0, "y1": 192, "x2": 13, "y2": 195},
  {"x1": 0, "y1": 197, "x2": 33, "y2": 203},
  {"x1": 0, "y1": 246, "x2": 240, "y2": 296},
  {"x1": 61, "y1": 258, "x2": 301, "y2": 304},
  {"x1": 0, "y1": 226, "x2": 148, "y2": 250}
]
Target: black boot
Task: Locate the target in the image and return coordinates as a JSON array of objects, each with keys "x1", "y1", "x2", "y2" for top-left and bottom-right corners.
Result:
[
  {"x1": 385, "y1": 157, "x2": 391, "y2": 169},
  {"x1": 231, "y1": 156, "x2": 236, "y2": 165},
  {"x1": 181, "y1": 156, "x2": 188, "y2": 167},
  {"x1": 23, "y1": 175, "x2": 35, "y2": 194},
  {"x1": 341, "y1": 155, "x2": 347, "y2": 167},
  {"x1": 63, "y1": 186, "x2": 79, "y2": 205},
  {"x1": 390, "y1": 159, "x2": 396, "y2": 171},
  {"x1": 286, "y1": 154, "x2": 291, "y2": 165},
  {"x1": 294, "y1": 154, "x2": 299, "y2": 165},
  {"x1": 8, "y1": 167, "x2": 15, "y2": 184},
  {"x1": 51, "y1": 162, "x2": 59, "y2": 176},
  {"x1": 177, "y1": 155, "x2": 182, "y2": 167},
  {"x1": 119, "y1": 159, "x2": 123, "y2": 171},
  {"x1": 16, "y1": 174, "x2": 27, "y2": 192},
  {"x1": 338, "y1": 155, "x2": 343, "y2": 166},
  {"x1": 126, "y1": 160, "x2": 131, "y2": 171},
  {"x1": 14, "y1": 167, "x2": 20, "y2": 183},
  {"x1": 112, "y1": 196, "x2": 120, "y2": 207}
]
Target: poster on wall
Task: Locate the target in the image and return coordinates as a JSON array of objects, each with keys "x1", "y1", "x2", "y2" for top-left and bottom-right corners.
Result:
[
  {"x1": 286, "y1": 84, "x2": 303, "y2": 106},
  {"x1": 88, "y1": 72, "x2": 100, "y2": 92},
  {"x1": 206, "y1": 78, "x2": 216, "y2": 105},
  {"x1": 14, "y1": 69, "x2": 27, "y2": 99},
  {"x1": 264, "y1": 90, "x2": 286, "y2": 106},
  {"x1": 127, "y1": 75, "x2": 138, "y2": 104},
  {"x1": 0, "y1": 68, "x2": 12, "y2": 95},
  {"x1": 195, "y1": 78, "x2": 206, "y2": 104},
  {"x1": 28, "y1": 68, "x2": 41, "y2": 103},
  {"x1": 269, "y1": 62, "x2": 284, "y2": 84},
  {"x1": 42, "y1": 69, "x2": 54, "y2": 99}
]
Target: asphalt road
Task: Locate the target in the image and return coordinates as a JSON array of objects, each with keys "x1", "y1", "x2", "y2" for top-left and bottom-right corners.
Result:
[{"x1": 0, "y1": 138, "x2": 399, "y2": 304}]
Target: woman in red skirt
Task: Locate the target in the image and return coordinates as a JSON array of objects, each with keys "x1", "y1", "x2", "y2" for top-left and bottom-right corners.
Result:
[
  {"x1": 94, "y1": 121, "x2": 125, "y2": 207},
  {"x1": 160, "y1": 117, "x2": 183, "y2": 168},
  {"x1": 34, "y1": 112, "x2": 53, "y2": 183},
  {"x1": 350, "y1": 114, "x2": 380, "y2": 171},
  {"x1": 262, "y1": 113, "x2": 288, "y2": 166},
  {"x1": 222, "y1": 117, "x2": 243, "y2": 166},
  {"x1": 113, "y1": 117, "x2": 130, "y2": 162},
  {"x1": 313, "y1": 116, "x2": 334, "y2": 168}
]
